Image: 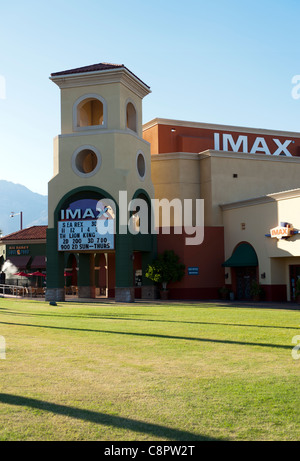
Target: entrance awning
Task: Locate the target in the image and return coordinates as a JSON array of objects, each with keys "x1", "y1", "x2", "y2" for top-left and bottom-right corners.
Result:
[
  {"x1": 222, "y1": 243, "x2": 258, "y2": 267},
  {"x1": 31, "y1": 256, "x2": 46, "y2": 269},
  {"x1": 6, "y1": 256, "x2": 31, "y2": 270}
]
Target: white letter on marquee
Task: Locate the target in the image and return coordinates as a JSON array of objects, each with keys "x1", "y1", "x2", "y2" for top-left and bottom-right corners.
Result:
[
  {"x1": 223, "y1": 134, "x2": 248, "y2": 153},
  {"x1": 250, "y1": 137, "x2": 271, "y2": 155},
  {"x1": 272, "y1": 139, "x2": 292, "y2": 156},
  {"x1": 214, "y1": 133, "x2": 220, "y2": 150}
]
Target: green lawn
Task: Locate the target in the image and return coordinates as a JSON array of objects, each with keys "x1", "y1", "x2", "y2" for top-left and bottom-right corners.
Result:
[{"x1": 0, "y1": 298, "x2": 299, "y2": 441}]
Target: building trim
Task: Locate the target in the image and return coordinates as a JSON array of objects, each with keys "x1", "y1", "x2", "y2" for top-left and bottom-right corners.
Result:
[
  {"x1": 143, "y1": 117, "x2": 300, "y2": 139},
  {"x1": 1, "y1": 239, "x2": 47, "y2": 245},
  {"x1": 220, "y1": 188, "x2": 300, "y2": 211},
  {"x1": 200, "y1": 149, "x2": 300, "y2": 163},
  {"x1": 151, "y1": 152, "x2": 200, "y2": 161},
  {"x1": 50, "y1": 68, "x2": 151, "y2": 99},
  {"x1": 59, "y1": 129, "x2": 150, "y2": 146}
]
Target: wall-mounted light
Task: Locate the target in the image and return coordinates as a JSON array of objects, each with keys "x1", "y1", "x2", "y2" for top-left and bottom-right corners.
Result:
[{"x1": 261, "y1": 273, "x2": 266, "y2": 279}]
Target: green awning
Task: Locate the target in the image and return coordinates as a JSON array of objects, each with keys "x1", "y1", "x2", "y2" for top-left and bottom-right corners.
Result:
[{"x1": 222, "y1": 243, "x2": 258, "y2": 267}]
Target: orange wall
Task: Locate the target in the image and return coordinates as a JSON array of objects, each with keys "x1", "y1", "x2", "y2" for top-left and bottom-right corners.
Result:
[
  {"x1": 143, "y1": 123, "x2": 300, "y2": 157},
  {"x1": 157, "y1": 227, "x2": 225, "y2": 299}
]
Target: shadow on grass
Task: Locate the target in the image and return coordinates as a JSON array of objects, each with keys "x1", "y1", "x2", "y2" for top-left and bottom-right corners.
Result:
[
  {"x1": 0, "y1": 393, "x2": 218, "y2": 441},
  {"x1": 0, "y1": 320, "x2": 293, "y2": 350},
  {"x1": 0, "y1": 308, "x2": 298, "y2": 332}
]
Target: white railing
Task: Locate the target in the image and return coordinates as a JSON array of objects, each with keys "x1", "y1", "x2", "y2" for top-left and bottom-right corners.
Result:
[{"x1": 0, "y1": 284, "x2": 45, "y2": 298}]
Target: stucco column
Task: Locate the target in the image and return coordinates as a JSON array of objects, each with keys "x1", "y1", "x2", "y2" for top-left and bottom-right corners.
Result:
[
  {"x1": 115, "y1": 234, "x2": 134, "y2": 302},
  {"x1": 78, "y1": 253, "x2": 95, "y2": 298},
  {"x1": 45, "y1": 228, "x2": 65, "y2": 302}
]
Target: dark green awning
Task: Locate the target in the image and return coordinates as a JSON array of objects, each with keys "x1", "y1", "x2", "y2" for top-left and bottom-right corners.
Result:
[{"x1": 222, "y1": 243, "x2": 258, "y2": 267}]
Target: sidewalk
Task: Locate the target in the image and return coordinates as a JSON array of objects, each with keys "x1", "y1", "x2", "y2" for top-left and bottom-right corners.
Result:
[{"x1": 63, "y1": 296, "x2": 300, "y2": 310}]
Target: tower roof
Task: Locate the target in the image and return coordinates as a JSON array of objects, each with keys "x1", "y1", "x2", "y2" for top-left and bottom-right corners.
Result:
[{"x1": 51, "y1": 62, "x2": 150, "y2": 89}]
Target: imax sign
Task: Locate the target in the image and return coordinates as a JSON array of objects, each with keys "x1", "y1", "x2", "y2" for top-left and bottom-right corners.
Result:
[{"x1": 214, "y1": 133, "x2": 293, "y2": 156}]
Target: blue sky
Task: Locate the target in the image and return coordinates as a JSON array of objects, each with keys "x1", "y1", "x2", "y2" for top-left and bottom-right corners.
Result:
[{"x1": 0, "y1": 0, "x2": 300, "y2": 195}]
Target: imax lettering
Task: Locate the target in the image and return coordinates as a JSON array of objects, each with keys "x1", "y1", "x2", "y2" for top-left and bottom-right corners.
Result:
[
  {"x1": 214, "y1": 133, "x2": 292, "y2": 156},
  {"x1": 223, "y1": 134, "x2": 248, "y2": 153},
  {"x1": 250, "y1": 137, "x2": 271, "y2": 155},
  {"x1": 273, "y1": 139, "x2": 292, "y2": 156}
]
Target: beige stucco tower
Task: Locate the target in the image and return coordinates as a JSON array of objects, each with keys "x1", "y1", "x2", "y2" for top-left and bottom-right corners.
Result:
[{"x1": 46, "y1": 63, "x2": 156, "y2": 302}]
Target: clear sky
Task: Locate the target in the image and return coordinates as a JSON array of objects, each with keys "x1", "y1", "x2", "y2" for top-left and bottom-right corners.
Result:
[{"x1": 0, "y1": 0, "x2": 300, "y2": 195}]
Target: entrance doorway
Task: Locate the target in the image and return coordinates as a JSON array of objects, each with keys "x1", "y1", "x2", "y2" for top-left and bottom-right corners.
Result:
[
  {"x1": 235, "y1": 267, "x2": 257, "y2": 300},
  {"x1": 289, "y1": 265, "x2": 300, "y2": 301}
]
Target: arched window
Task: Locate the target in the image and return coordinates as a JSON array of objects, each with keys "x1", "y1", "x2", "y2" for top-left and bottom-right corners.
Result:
[
  {"x1": 126, "y1": 101, "x2": 137, "y2": 132},
  {"x1": 73, "y1": 94, "x2": 107, "y2": 131},
  {"x1": 78, "y1": 98, "x2": 103, "y2": 127}
]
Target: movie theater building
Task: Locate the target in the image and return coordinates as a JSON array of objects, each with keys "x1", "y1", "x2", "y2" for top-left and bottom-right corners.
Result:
[
  {"x1": 143, "y1": 119, "x2": 300, "y2": 302},
  {"x1": 45, "y1": 62, "x2": 300, "y2": 303}
]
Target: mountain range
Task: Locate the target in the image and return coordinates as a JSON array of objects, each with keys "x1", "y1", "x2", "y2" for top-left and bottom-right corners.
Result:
[{"x1": 0, "y1": 180, "x2": 47, "y2": 236}]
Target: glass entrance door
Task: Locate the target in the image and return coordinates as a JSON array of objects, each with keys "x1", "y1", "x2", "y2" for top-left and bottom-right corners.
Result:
[
  {"x1": 289, "y1": 265, "x2": 300, "y2": 301},
  {"x1": 235, "y1": 267, "x2": 257, "y2": 300}
]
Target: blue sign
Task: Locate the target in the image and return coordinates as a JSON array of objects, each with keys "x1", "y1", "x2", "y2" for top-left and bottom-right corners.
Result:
[{"x1": 188, "y1": 267, "x2": 199, "y2": 275}]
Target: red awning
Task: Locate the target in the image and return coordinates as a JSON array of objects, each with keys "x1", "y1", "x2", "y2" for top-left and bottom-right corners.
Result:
[
  {"x1": 7, "y1": 256, "x2": 31, "y2": 269},
  {"x1": 30, "y1": 256, "x2": 46, "y2": 269}
]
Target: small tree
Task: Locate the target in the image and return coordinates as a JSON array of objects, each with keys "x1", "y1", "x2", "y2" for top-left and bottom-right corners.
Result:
[{"x1": 145, "y1": 250, "x2": 185, "y2": 291}]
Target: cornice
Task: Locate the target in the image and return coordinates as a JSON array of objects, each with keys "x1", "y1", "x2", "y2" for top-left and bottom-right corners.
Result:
[
  {"x1": 151, "y1": 152, "x2": 200, "y2": 161},
  {"x1": 143, "y1": 117, "x2": 300, "y2": 138},
  {"x1": 199, "y1": 149, "x2": 300, "y2": 163},
  {"x1": 0, "y1": 239, "x2": 46, "y2": 245},
  {"x1": 220, "y1": 188, "x2": 300, "y2": 211},
  {"x1": 50, "y1": 68, "x2": 151, "y2": 99}
]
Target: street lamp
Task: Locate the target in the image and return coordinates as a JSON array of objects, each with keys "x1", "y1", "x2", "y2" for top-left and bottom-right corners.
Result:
[{"x1": 10, "y1": 211, "x2": 23, "y2": 230}]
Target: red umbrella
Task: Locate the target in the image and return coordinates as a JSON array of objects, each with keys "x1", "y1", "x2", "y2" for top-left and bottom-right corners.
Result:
[
  {"x1": 14, "y1": 272, "x2": 28, "y2": 277},
  {"x1": 29, "y1": 272, "x2": 46, "y2": 277}
]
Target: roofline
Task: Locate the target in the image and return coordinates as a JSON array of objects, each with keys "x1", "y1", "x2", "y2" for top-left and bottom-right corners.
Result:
[
  {"x1": 0, "y1": 225, "x2": 47, "y2": 242},
  {"x1": 50, "y1": 66, "x2": 151, "y2": 98},
  {"x1": 220, "y1": 188, "x2": 300, "y2": 211},
  {"x1": 143, "y1": 117, "x2": 300, "y2": 138},
  {"x1": 0, "y1": 239, "x2": 47, "y2": 245}
]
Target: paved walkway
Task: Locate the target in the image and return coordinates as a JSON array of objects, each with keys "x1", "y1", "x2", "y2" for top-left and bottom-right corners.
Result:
[
  {"x1": 63, "y1": 296, "x2": 300, "y2": 310},
  {"x1": 1, "y1": 293, "x2": 299, "y2": 310}
]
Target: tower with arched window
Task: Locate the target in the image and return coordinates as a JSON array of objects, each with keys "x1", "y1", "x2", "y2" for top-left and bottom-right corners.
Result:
[{"x1": 46, "y1": 63, "x2": 156, "y2": 302}]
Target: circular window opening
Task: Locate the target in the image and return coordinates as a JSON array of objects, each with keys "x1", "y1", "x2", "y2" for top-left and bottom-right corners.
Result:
[
  {"x1": 136, "y1": 152, "x2": 146, "y2": 179},
  {"x1": 76, "y1": 149, "x2": 98, "y2": 174},
  {"x1": 72, "y1": 147, "x2": 101, "y2": 177}
]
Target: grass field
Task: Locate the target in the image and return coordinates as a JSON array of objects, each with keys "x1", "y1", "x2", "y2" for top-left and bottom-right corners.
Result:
[{"x1": 0, "y1": 298, "x2": 299, "y2": 441}]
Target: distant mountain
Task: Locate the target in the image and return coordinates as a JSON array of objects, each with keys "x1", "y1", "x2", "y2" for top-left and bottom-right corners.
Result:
[{"x1": 0, "y1": 180, "x2": 47, "y2": 236}]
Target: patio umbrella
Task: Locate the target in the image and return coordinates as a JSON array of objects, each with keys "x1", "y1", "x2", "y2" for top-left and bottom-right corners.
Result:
[
  {"x1": 14, "y1": 272, "x2": 28, "y2": 277},
  {"x1": 29, "y1": 272, "x2": 46, "y2": 277}
]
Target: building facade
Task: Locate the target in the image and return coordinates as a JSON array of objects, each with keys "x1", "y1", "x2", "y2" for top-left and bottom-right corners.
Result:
[
  {"x1": 144, "y1": 118, "x2": 300, "y2": 301},
  {"x1": 3, "y1": 64, "x2": 299, "y2": 303},
  {"x1": 46, "y1": 63, "x2": 156, "y2": 303}
]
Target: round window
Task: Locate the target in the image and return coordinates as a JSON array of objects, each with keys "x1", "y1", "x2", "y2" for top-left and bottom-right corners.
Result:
[
  {"x1": 72, "y1": 146, "x2": 101, "y2": 178},
  {"x1": 136, "y1": 151, "x2": 146, "y2": 180}
]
